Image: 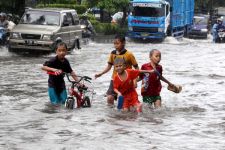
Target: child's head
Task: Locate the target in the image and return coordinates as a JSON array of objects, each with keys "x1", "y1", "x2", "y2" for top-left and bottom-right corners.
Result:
[
  {"x1": 114, "y1": 57, "x2": 126, "y2": 74},
  {"x1": 149, "y1": 49, "x2": 161, "y2": 65},
  {"x1": 56, "y1": 42, "x2": 68, "y2": 60},
  {"x1": 114, "y1": 34, "x2": 126, "y2": 51}
]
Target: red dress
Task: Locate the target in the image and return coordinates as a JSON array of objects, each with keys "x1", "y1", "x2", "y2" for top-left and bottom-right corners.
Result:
[{"x1": 113, "y1": 69, "x2": 141, "y2": 109}]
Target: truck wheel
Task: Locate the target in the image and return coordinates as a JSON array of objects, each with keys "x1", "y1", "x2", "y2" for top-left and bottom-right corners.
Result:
[{"x1": 166, "y1": 26, "x2": 171, "y2": 36}]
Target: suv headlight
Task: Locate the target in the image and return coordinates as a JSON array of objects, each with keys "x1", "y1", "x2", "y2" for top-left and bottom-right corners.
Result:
[
  {"x1": 11, "y1": 32, "x2": 20, "y2": 39},
  {"x1": 158, "y1": 28, "x2": 164, "y2": 32},
  {"x1": 42, "y1": 34, "x2": 52, "y2": 40}
]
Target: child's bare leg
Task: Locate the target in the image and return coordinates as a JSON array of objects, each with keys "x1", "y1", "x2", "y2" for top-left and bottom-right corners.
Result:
[
  {"x1": 154, "y1": 99, "x2": 161, "y2": 108},
  {"x1": 107, "y1": 95, "x2": 114, "y2": 105},
  {"x1": 122, "y1": 108, "x2": 129, "y2": 112},
  {"x1": 133, "y1": 103, "x2": 142, "y2": 112}
]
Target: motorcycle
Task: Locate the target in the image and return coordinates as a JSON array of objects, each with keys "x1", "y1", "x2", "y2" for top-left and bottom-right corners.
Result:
[
  {"x1": 0, "y1": 27, "x2": 7, "y2": 45},
  {"x1": 80, "y1": 20, "x2": 96, "y2": 39},
  {"x1": 216, "y1": 28, "x2": 225, "y2": 43}
]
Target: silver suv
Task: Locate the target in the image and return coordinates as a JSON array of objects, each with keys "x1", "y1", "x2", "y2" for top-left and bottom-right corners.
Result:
[{"x1": 8, "y1": 8, "x2": 82, "y2": 52}]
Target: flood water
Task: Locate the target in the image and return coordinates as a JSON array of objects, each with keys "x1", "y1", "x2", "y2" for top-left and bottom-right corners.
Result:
[{"x1": 1, "y1": 37, "x2": 225, "y2": 150}]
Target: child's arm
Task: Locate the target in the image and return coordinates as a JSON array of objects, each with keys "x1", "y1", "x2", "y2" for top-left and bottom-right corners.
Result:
[
  {"x1": 139, "y1": 69, "x2": 155, "y2": 74},
  {"x1": 134, "y1": 69, "x2": 155, "y2": 82},
  {"x1": 154, "y1": 69, "x2": 173, "y2": 86},
  {"x1": 71, "y1": 71, "x2": 79, "y2": 82},
  {"x1": 95, "y1": 64, "x2": 112, "y2": 79},
  {"x1": 42, "y1": 66, "x2": 62, "y2": 75},
  {"x1": 114, "y1": 88, "x2": 122, "y2": 97}
]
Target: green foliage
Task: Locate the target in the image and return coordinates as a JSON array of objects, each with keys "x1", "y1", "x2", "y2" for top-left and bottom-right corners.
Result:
[
  {"x1": 82, "y1": 0, "x2": 99, "y2": 8},
  {"x1": 92, "y1": 22, "x2": 127, "y2": 35},
  {"x1": 79, "y1": 13, "x2": 96, "y2": 21},
  {"x1": 98, "y1": 0, "x2": 129, "y2": 13},
  {"x1": 36, "y1": 3, "x2": 87, "y2": 14}
]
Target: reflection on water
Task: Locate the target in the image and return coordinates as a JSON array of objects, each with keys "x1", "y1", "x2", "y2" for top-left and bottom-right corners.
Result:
[{"x1": 1, "y1": 37, "x2": 225, "y2": 149}]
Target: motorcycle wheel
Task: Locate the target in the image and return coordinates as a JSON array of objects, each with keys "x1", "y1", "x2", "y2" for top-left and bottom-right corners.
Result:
[
  {"x1": 83, "y1": 96, "x2": 91, "y2": 107},
  {"x1": 65, "y1": 97, "x2": 75, "y2": 109}
]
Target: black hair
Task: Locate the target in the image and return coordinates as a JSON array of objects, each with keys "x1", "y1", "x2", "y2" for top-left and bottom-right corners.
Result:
[
  {"x1": 114, "y1": 34, "x2": 126, "y2": 43},
  {"x1": 149, "y1": 49, "x2": 159, "y2": 57},
  {"x1": 56, "y1": 42, "x2": 67, "y2": 51}
]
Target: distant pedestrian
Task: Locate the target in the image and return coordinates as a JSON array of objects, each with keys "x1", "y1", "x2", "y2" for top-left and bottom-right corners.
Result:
[
  {"x1": 95, "y1": 34, "x2": 139, "y2": 106},
  {"x1": 42, "y1": 42, "x2": 80, "y2": 105}
]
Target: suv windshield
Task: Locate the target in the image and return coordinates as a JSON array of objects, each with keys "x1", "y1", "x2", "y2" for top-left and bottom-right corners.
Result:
[
  {"x1": 194, "y1": 17, "x2": 208, "y2": 25},
  {"x1": 20, "y1": 10, "x2": 60, "y2": 26}
]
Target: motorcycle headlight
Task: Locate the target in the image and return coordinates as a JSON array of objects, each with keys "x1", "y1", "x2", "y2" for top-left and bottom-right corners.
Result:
[
  {"x1": 80, "y1": 25, "x2": 86, "y2": 29},
  {"x1": 11, "y1": 32, "x2": 20, "y2": 39},
  {"x1": 42, "y1": 34, "x2": 52, "y2": 40},
  {"x1": 201, "y1": 29, "x2": 208, "y2": 32},
  {"x1": 158, "y1": 28, "x2": 164, "y2": 32},
  {"x1": 128, "y1": 26, "x2": 133, "y2": 31}
]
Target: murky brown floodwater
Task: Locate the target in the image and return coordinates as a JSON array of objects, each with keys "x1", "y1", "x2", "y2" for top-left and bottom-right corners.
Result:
[{"x1": 0, "y1": 36, "x2": 225, "y2": 150}]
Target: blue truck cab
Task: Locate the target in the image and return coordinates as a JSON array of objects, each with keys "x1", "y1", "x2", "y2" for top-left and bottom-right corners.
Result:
[{"x1": 127, "y1": 0, "x2": 194, "y2": 40}]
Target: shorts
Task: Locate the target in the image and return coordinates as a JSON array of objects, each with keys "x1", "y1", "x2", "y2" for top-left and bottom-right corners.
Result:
[
  {"x1": 106, "y1": 80, "x2": 116, "y2": 97},
  {"x1": 143, "y1": 96, "x2": 161, "y2": 104},
  {"x1": 48, "y1": 88, "x2": 67, "y2": 104},
  {"x1": 123, "y1": 91, "x2": 140, "y2": 109}
]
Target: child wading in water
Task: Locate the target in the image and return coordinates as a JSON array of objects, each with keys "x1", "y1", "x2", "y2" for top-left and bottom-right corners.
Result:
[
  {"x1": 95, "y1": 34, "x2": 139, "y2": 106},
  {"x1": 140, "y1": 49, "x2": 178, "y2": 108},
  {"x1": 113, "y1": 58, "x2": 155, "y2": 112},
  {"x1": 42, "y1": 42, "x2": 80, "y2": 105}
]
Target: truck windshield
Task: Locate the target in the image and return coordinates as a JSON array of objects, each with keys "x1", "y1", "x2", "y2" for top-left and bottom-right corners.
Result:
[
  {"x1": 133, "y1": 5, "x2": 165, "y2": 17},
  {"x1": 20, "y1": 11, "x2": 60, "y2": 26}
]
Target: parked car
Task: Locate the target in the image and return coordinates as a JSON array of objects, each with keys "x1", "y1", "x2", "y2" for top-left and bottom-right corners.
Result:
[
  {"x1": 8, "y1": 8, "x2": 82, "y2": 53},
  {"x1": 188, "y1": 15, "x2": 209, "y2": 39}
]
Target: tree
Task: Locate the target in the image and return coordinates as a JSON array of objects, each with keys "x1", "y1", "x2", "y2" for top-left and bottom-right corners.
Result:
[{"x1": 0, "y1": 0, "x2": 25, "y2": 16}]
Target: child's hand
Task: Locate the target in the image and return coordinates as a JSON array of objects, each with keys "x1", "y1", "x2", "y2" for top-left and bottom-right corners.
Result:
[
  {"x1": 78, "y1": 83, "x2": 85, "y2": 88},
  {"x1": 117, "y1": 92, "x2": 122, "y2": 97},
  {"x1": 53, "y1": 69, "x2": 63, "y2": 75},
  {"x1": 95, "y1": 73, "x2": 102, "y2": 79}
]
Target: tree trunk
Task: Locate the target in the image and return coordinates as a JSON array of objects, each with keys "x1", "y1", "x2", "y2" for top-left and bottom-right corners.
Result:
[
  {"x1": 120, "y1": 7, "x2": 127, "y2": 28},
  {"x1": 16, "y1": 0, "x2": 26, "y2": 16}
]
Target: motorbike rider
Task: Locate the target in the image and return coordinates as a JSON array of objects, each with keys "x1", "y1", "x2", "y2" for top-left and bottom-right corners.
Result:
[
  {"x1": 212, "y1": 18, "x2": 224, "y2": 43},
  {"x1": 0, "y1": 13, "x2": 9, "y2": 44},
  {"x1": 7, "y1": 13, "x2": 16, "y2": 31},
  {"x1": 80, "y1": 15, "x2": 96, "y2": 38},
  {"x1": 0, "y1": 13, "x2": 9, "y2": 28}
]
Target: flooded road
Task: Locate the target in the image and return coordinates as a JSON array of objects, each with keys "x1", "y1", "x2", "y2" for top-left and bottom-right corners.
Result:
[{"x1": 1, "y1": 37, "x2": 225, "y2": 150}]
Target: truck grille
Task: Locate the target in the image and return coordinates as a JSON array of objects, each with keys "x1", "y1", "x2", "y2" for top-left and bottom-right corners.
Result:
[
  {"x1": 21, "y1": 34, "x2": 41, "y2": 39},
  {"x1": 133, "y1": 27, "x2": 158, "y2": 33}
]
